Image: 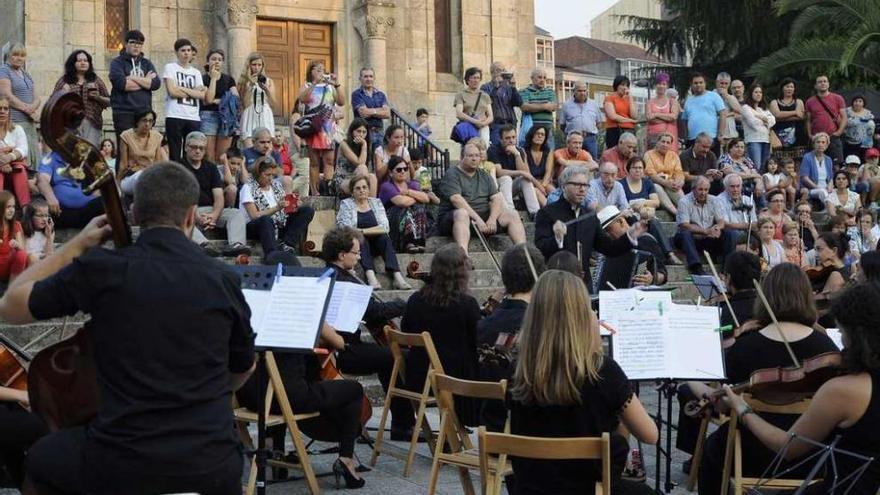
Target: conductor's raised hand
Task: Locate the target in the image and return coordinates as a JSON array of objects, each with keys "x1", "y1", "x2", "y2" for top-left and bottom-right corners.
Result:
[{"x1": 74, "y1": 214, "x2": 113, "y2": 249}]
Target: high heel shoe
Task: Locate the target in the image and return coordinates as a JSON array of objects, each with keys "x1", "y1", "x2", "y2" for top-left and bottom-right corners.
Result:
[{"x1": 333, "y1": 458, "x2": 366, "y2": 489}]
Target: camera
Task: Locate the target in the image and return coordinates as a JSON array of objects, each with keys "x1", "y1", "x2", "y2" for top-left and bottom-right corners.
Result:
[
  {"x1": 257, "y1": 74, "x2": 267, "y2": 85},
  {"x1": 323, "y1": 74, "x2": 332, "y2": 83},
  {"x1": 501, "y1": 72, "x2": 513, "y2": 80}
]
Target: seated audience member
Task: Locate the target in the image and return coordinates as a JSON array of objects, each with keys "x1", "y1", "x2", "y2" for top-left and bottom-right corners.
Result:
[
  {"x1": 761, "y1": 157, "x2": 795, "y2": 210},
  {"x1": 674, "y1": 176, "x2": 737, "y2": 275},
  {"x1": 467, "y1": 137, "x2": 498, "y2": 188},
  {"x1": 595, "y1": 205, "x2": 668, "y2": 290},
  {"x1": 551, "y1": 131, "x2": 598, "y2": 182},
  {"x1": 183, "y1": 131, "x2": 250, "y2": 256},
  {"x1": 401, "y1": 244, "x2": 482, "y2": 425},
  {"x1": 522, "y1": 124, "x2": 554, "y2": 200},
  {"x1": 0, "y1": 191, "x2": 26, "y2": 282},
  {"x1": 586, "y1": 162, "x2": 629, "y2": 211},
  {"x1": 240, "y1": 156, "x2": 314, "y2": 257},
  {"x1": 334, "y1": 118, "x2": 378, "y2": 197},
  {"x1": 679, "y1": 132, "x2": 722, "y2": 194},
  {"x1": 100, "y1": 139, "x2": 117, "y2": 174},
  {"x1": 378, "y1": 156, "x2": 431, "y2": 253},
  {"x1": 695, "y1": 264, "x2": 840, "y2": 495},
  {"x1": 243, "y1": 127, "x2": 283, "y2": 174},
  {"x1": 509, "y1": 269, "x2": 658, "y2": 495},
  {"x1": 410, "y1": 147, "x2": 440, "y2": 206},
  {"x1": 438, "y1": 143, "x2": 526, "y2": 254},
  {"x1": 620, "y1": 156, "x2": 679, "y2": 264},
  {"x1": 759, "y1": 190, "x2": 794, "y2": 242},
  {"x1": 723, "y1": 282, "x2": 880, "y2": 495},
  {"x1": 756, "y1": 217, "x2": 784, "y2": 268},
  {"x1": 852, "y1": 208, "x2": 877, "y2": 256},
  {"x1": 857, "y1": 147, "x2": 880, "y2": 204},
  {"x1": 37, "y1": 151, "x2": 104, "y2": 229},
  {"x1": 534, "y1": 165, "x2": 645, "y2": 288},
  {"x1": 826, "y1": 169, "x2": 861, "y2": 223},
  {"x1": 719, "y1": 138, "x2": 764, "y2": 204},
  {"x1": 600, "y1": 131, "x2": 639, "y2": 179},
  {"x1": 782, "y1": 157, "x2": 807, "y2": 203},
  {"x1": 220, "y1": 147, "x2": 248, "y2": 208},
  {"x1": 489, "y1": 124, "x2": 542, "y2": 216},
  {"x1": 782, "y1": 219, "x2": 813, "y2": 267},
  {"x1": 716, "y1": 174, "x2": 757, "y2": 235},
  {"x1": 799, "y1": 132, "x2": 834, "y2": 206},
  {"x1": 117, "y1": 109, "x2": 166, "y2": 195},
  {"x1": 644, "y1": 132, "x2": 685, "y2": 215},
  {"x1": 0, "y1": 96, "x2": 30, "y2": 207},
  {"x1": 22, "y1": 198, "x2": 53, "y2": 266},
  {"x1": 336, "y1": 174, "x2": 411, "y2": 290},
  {"x1": 374, "y1": 124, "x2": 410, "y2": 183}
]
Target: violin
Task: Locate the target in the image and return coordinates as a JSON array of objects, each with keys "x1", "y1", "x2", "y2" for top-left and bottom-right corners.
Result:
[
  {"x1": 0, "y1": 335, "x2": 30, "y2": 399},
  {"x1": 406, "y1": 260, "x2": 431, "y2": 283},
  {"x1": 316, "y1": 349, "x2": 372, "y2": 426},
  {"x1": 804, "y1": 261, "x2": 837, "y2": 282},
  {"x1": 26, "y1": 91, "x2": 131, "y2": 431}
]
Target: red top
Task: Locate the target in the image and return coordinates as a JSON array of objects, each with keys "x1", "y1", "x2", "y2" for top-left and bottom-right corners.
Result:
[
  {"x1": 805, "y1": 93, "x2": 846, "y2": 136},
  {"x1": 605, "y1": 93, "x2": 635, "y2": 129},
  {"x1": 0, "y1": 221, "x2": 22, "y2": 255}
]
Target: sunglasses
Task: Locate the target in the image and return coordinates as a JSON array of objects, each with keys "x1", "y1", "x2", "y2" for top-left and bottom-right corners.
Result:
[{"x1": 393, "y1": 167, "x2": 408, "y2": 172}]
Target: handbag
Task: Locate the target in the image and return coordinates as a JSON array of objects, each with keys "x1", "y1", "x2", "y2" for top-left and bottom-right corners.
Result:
[
  {"x1": 293, "y1": 85, "x2": 332, "y2": 139},
  {"x1": 450, "y1": 91, "x2": 483, "y2": 144},
  {"x1": 770, "y1": 130, "x2": 783, "y2": 150}
]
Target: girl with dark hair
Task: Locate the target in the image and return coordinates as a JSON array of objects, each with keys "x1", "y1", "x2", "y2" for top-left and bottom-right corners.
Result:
[
  {"x1": 21, "y1": 197, "x2": 53, "y2": 266},
  {"x1": 334, "y1": 118, "x2": 377, "y2": 196},
  {"x1": 117, "y1": 109, "x2": 167, "y2": 195},
  {"x1": 401, "y1": 243, "x2": 481, "y2": 425},
  {"x1": 374, "y1": 124, "x2": 410, "y2": 183},
  {"x1": 604, "y1": 74, "x2": 638, "y2": 149},
  {"x1": 52, "y1": 49, "x2": 110, "y2": 146},
  {"x1": 524, "y1": 124, "x2": 553, "y2": 205},
  {"x1": 769, "y1": 78, "x2": 805, "y2": 148},
  {"x1": 723, "y1": 282, "x2": 880, "y2": 495},
  {"x1": 99, "y1": 138, "x2": 117, "y2": 174},
  {"x1": 741, "y1": 82, "x2": 775, "y2": 171},
  {"x1": 200, "y1": 49, "x2": 238, "y2": 162},
  {"x1": 810, "y1": 232, "x2": 850, "y2": 301},
  {"x1": 826, "y1": 170, "x2": 861, "y2": 222},
  {"x1": 378, "y1": 155, "x2": 431, "y2": 252}
]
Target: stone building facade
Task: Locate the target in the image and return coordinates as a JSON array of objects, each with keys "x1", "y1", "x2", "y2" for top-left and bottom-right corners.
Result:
[{"x1": 2, "y1": 0, "x2": 536, "y2": 148}]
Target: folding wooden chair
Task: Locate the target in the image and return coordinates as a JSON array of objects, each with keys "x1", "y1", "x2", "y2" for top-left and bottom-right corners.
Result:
[
  {"x1": 686, "y1": 409, "x2": 728, "y2": 491},
  {"x1": 426, "y1": 372, "x2": 512, "y2": 495},
  {"x1": 478, "y1": 428, "x2": 611, "y2": 495},
  {"x1": 720, "y1": 395, "x2": 819, "y2": 495},
  {"x1": 370, "y1": 326, "x2": 444, "y2": 476},
  {"x1": 233, "y1": 351, "x2": 322, "y2": 495}
]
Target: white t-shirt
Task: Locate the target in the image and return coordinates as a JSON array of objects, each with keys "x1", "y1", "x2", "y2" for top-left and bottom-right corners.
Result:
[
  {"x1": 163, "y1": 62, "x2": 202, "y2": 121},
  {"x1": 239, "y1": 181, "x2": 278, "y2": 219},
  {"x1": 26, "y1": 231, "x2": 47, "y2": 257}
]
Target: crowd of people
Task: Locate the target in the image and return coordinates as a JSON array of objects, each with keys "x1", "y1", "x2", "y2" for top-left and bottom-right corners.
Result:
[{"x1": 1, "y1": 28, "x2": 880, "y2": 495}]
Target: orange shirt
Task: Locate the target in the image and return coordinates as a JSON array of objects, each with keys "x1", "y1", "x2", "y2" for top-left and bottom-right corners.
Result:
[
  {"x1": 643, "y1": 149, "x2": 684, "y2": 181},
  {"x1": 552, "y1": 148, "x2": 594, "y2": 180},
  {"x1": 605, "y1": 93, "x2": 635, "y2": 129}
]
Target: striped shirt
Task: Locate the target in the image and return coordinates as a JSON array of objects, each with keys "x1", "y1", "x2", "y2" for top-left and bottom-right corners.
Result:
[
  {"x1": 0, "y1": 64, "x2": 35, "y2": 122},
  {"x1": 519, "y1": 84, "x2": 557, "y2": 125}
]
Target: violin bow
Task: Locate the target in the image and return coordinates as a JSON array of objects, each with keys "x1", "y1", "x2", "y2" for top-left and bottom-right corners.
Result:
[
  {"x1": 522, "y1": 243, "x2": 538, "y2": 282},
  {"x1": 471, "y1": 220, "x2": 502, "y2": 276},
  {"x1": 752, "y1": 278, "x2": 801, "y2": 369},
  {"x1": 703, "y1": 251, "x2": 740, "y2": 328}
]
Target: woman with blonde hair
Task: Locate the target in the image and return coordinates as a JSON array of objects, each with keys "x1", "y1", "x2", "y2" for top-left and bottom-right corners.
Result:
[
  {"x1": 509, "y1": 269, "x2": 658, "y2": 495},
  {"x1": 0, "y1": 43, "x2": 40, "y2": 171},
  {"x1": 238, "y1": 52, "x2": 275, "y2": 147}
]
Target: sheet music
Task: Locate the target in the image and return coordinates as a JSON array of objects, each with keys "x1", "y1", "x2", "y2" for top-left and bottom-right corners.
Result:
[
  {"x1": 324, "y1": 281, "x2": 373, "y2": 333},
  {"x1": 825, "y1": 328, "x2": 845, "y2": 350},
  {"x1": 613, "y1": 313, "x2": 668, "y2": 380},
  {"x1": 253, "y1": 276, "x2": 332, "y2": 350},
  {"x1": 667, "y1": 304, "x2": 726, "y2": 379},
  {"x1": 599, "y1": 289, "x2": 671, "y2": 336},
  {"x1": 242, "y1": 289, "x2": 271, "y2": 330}
]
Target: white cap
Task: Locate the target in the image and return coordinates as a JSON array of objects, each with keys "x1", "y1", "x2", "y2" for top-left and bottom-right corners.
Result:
[
  {"x1": 845, "y1": 154, "x2": 861, "y2": 165},
  {"x1": 598, "y1": 205, "x2": 624, "y2": 230}
]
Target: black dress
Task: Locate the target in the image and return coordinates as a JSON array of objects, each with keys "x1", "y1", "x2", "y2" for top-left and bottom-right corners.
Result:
[{"x1": 400, "y1": 289, "x2": 481, "y2": 425}]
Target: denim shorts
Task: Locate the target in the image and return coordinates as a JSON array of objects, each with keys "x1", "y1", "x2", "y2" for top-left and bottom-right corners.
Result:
[{"x1": 199, "y1": 110, "x2": 230, "y2": 137}]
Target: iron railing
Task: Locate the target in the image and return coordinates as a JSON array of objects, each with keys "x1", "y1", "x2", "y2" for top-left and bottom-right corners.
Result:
[{"x1": 390, "y1": 108, "x2": 450, "y2": 183}]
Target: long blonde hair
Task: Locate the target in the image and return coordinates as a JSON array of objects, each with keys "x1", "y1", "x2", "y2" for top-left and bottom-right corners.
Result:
[
  {"x1": 511, "y1": 270, "x2": 604, "y2": 406},
  {"x1": 0, "y1": 96, "x2": 17, "y2": 134}
]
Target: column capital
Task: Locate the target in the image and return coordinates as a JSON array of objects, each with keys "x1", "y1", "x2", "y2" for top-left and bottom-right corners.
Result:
[
  {"x1": 354, "y1": 0, "x2": 396, "y2": 40},
  {"x1": 226, "y1": 0, "x2": 257, "y2": 28}
]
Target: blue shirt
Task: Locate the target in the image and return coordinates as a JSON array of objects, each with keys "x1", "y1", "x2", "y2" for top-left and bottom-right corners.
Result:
[
  {"x1": 242, "y1": 147, "x2": 283, "y2": 174},
  {"x1": 350, "y1": 87, "x2": 388, "y2": 130},
  {"x1": 682, "y1": 91, "x2": 725, "y2": 140},
  {"x1": 38, "y1": 152, "x2": 97, "y2": 209},
  {"x1": 480, "y1": 81, "x2": 522, "y2": 125},
  {"x1": 560, "y1": 99, "x2": 603, "y2": 135}
]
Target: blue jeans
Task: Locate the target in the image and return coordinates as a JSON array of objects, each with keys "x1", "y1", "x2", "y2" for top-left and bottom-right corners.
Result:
[
  {"x1": 747, "y1": 141, "x2": 771, "y2": 172},
  {"x1": 674, "y1": 229, "x2": 738, "y2": 267},
  {"x1": 583, "y1": 134, "x2": 599, "y2": 161}
]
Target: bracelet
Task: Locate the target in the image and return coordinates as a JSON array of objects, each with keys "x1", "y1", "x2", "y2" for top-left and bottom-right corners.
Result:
[{"x1": 740, "y1": 405, "x2": 755, "y2": 421}]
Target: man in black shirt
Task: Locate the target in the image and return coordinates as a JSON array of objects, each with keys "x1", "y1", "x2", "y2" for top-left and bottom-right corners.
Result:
[{"x1": 0, "y1": 162, "x2": 256, "y2": 495}]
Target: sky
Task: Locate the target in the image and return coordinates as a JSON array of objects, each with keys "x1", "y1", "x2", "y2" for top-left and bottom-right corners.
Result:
[{"x1": 534, "y1": 0, "x2": 620, "y2": 38}]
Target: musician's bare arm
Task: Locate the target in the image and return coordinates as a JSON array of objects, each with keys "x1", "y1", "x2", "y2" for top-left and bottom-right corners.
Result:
[{"x1": 229, "y1": 360, "x2": 256, "y2": 391}]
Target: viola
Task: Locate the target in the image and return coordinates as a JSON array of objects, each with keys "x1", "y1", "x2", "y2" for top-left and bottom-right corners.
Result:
[
  {"x1": 316, "y1": 349, "x2": 372, "y2": 425},
  {"x1": 0, "y1": 335, "x2": 29, "y2": 397},
  {"x1": 481, "y1": 289, "x2": 505, "y2": 316}
]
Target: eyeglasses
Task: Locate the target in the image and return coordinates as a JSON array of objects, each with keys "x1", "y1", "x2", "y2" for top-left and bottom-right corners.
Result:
[
  {"x1": 566, "y1": 182, "x2": 589, "y2": 189},
  {"x1": 33, "y1": 213, "x2": 50, "y2": 218},
  {"x1": 141, "y1": 118, "x2": 155, "y2": 124},
  {"x1": 393, "y1": 167, "x2": 408, "y2": 172},
  {"x1": 187, "y1": 145, "x2": 206, "y2": 151},
  {"x1": 347, "y1": 250, "x2": 361, "y2": 256},
  {"x1": 127, "y1": 40, "x2": 144, "y2": 46}
]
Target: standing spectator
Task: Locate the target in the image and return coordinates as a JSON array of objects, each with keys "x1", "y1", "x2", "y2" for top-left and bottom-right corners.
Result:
[
  {"x1": 603, "y1": 75, "x2": 638, "y2": 149},
  {"x1": 379, "y1": 156, "x2": 432, "y2": 252},
  {"x1": 336, "y1": 174, "x2": 412, "y2": 290},
  {"x1": 298, "y1": 60, "x2": 344, "y2": 195},
  {"x1": 674, "y1": 176, "x2": 736, "y2": 275},
  {"x1": 0, "y1": 96, "x2": 30, "y2": 207},
  {"x1": 351, "y1": 67, "x2": 389, "y2": 151},
  {"x1": 601, "y1": 131, "x2": 639, "y2": 179},
  {"x1": 481, "y1": 62, "x2": 522, "y2": 147},
  {"x1": 238, "y1": 52, "x2": 275, "y2": 148},
  {"x1": 586, "y1": 162, "x2": 628, "y2": 212},
  {"x1": 163, "y1": 39, "x2": 206, "y2": 163},
  {"x1": 490, "y1": 124, "x2": 542, "y2": 217},
  {"x1": 730, "y1": 79, "x2": 747, "y2": 138},
  {"x1": 37, "y1": 151, "x2": 104, "y2": 229},
  {"x1": 844, "y1": 95, "x2": 876, "y2": 162},
  {"x1": 741, "y1": 82, "x2": 776, "y2": 172},
  {"x1": 108, "y1": 30, "x2": 160, "y2": 141},
  {"x1": 374, "y1": 125, "x2": 410, "y2": 183},
  {"x1": 680, "y1": 132, "x2": 722, "y2": 194},
  {"x1": 646, "y1": 73, "x2": 681, "y2": 152},
  {"x1": 117, "y1": 110, "x2": 167, "y2": 195},
  {"x1": 184, "y1": 131, "x2": 250, "y2": 256},
  {"x1": 0, "y1": 191, "x2": 25, "y2": 282},
  {"x1": 719, "y1": 138, "x2": 764, "y2": 204},
  {"x1": 769, "y1": 78, "x2": 806, "y2": 149},
  {"x1": 560, "y1": 82, "x2": 603, "y2": 159},
  {"x1": 240, "y1": 156, "x2": 315, "y2": 257},
  {"x1": 454, "y1": 67, "x2": 493, "y2": 146},
  {"x1": 200, "y1": 49, "x2": 238, "y2": 162},
  {"x1": 681, "y1": 72, "x2": 727, "y2": 154},
  {"x1": 644, "y1": 132, "x2": 685, "y2": 216},
  {"x1": 334, "y1": 119, "x2": 378, "y2": 197},
  {"x1": 551, "y1": 131, "x2": 598, "y2": 183},
  {"x1": 805, "y1": 74, "x2": 847, "y2": 165},
  {"x1": 800, "y1": 132, "x2": 835, "y2": 205},
  {"x1": 53, "y1": 50, "x2": 110, "y2": 146},
  {"x1": 0, "y1": 43, "x2": 41, "y2": 171},
  {"x1": 438, "y1": 143, "x2": 526, "y2": 254},
  {"x1": 99, "y1": 139, "x2": 117, "y2": 174},
  {"x1": 715, "y1": 72, "x2": 741, "y2": 146},
  {"x1": 519, "y1": 68, "x2": 557, "y2": 149}
]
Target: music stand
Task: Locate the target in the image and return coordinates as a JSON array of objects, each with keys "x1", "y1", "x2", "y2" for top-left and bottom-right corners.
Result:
[
  {"x1": 234, "y1": 265, "x2": 336, "y2": 495},
  {"x1": 692, "y1": 274, "x2": 726, "y2": 302}
]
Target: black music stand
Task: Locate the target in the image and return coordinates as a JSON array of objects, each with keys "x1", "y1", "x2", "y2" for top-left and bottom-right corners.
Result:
[{"x1": 234, "y1": 265, "x2": 335, "y2": 495}]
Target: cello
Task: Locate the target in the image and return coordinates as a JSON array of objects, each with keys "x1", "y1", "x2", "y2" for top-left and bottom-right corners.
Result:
[{"x1": 25, "y1": 91, "x2": 132, "y2": 431}]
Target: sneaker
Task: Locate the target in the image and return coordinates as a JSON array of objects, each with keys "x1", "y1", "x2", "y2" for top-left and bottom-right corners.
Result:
[
  {"x1": 277, "y1": 241, "x2": 298, "y2": 254},
  {"x1": 222, "y1": 242, "x2": 251, "y2": 257},
  {"x1": 622, "y1": 448, "x2": 647, "y2": 482},
  {"x1": 667, "y1": 252, "x2": 683, "y2": 265},
  {"x1": 199, "y1": 242, "x2": 221, "y2": 257}
]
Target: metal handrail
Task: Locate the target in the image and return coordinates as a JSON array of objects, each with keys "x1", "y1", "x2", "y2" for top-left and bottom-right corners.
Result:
[{"x1": 389, "y1": 107, "x2": 450, "y2": 182}]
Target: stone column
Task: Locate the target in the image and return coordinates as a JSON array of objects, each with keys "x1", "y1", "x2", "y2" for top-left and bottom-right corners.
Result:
[
  {"x1": 354, "y1": 0, "x2": 396, "y2": 90},
  {"x1": 226, "y1": 0, "x2": 257, "y2": 78}
]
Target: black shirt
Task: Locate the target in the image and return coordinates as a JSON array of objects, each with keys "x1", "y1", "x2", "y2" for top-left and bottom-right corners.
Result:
[
  {"x1": 28, "y1": 227, "x2": 255, "y2": 476},
  {"x1": 487, "y1": 143, "x2": 525, "y2": 171},
  {"x1": 184, "y1": 158, "x2": 223, "y2": 207},
  {"x1": 200, "y1": 73, "x2": 236, "y2": 112},
  {"x1": 477, "y1": 298, "x2": 527, "y2": 347},
  {"x1": 720, "y1": 289, "x2": 757, "y2": 334}
]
